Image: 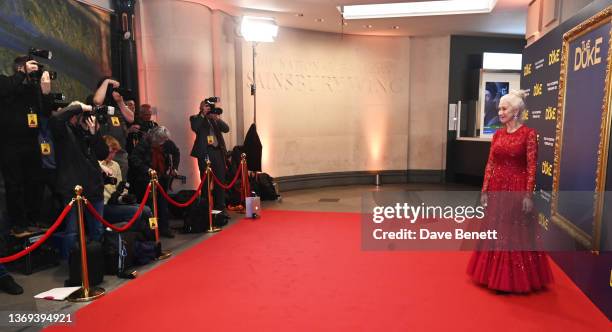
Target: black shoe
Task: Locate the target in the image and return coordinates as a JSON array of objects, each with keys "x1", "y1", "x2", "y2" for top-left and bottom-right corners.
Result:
[
  {"x1": 0, "y1": 275, "x2": 24, "y2": 295},
  {"x1": 160, "y1": 229, "x2": 175, "y2": 239}
]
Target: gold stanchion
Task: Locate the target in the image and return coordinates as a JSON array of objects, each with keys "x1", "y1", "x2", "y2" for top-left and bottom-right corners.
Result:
[
  {"x1": 206, "y1": 159, "x2": 221, "y2": 233},
  {"x1": 149, "y1": 170, "x2": 172, "y2": 260},
  {"x1": 67, "y1": 185, "x2": 105, "y2": 302},
  {"x1": 239, "y1": 153, "x2": 248, "y2": 214}
]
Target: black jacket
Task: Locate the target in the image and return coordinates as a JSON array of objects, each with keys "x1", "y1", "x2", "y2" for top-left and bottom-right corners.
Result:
[
  {"x1": 49, "y1": 105, "x2": 108, "y2": 202},
  {"x1": 189, "y1": 114, "x2": 229, "y2": 158},
  {"x1": 0, "y1": 72, "x2": 55, "y2": 145},
  {"x1": 128, "y1": 138, "x2": 180, "y2": 186}
]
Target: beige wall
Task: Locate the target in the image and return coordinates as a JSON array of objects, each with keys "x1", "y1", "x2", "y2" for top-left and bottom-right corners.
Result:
[
  {"x1": 527, "y1": 0, "x2": 594, "y2": 45},
  {"x1": 241, "y1": 28, "x2": 413, "y2": 177},
  {"x1": 408, "y1": 36, "x2": 450, "y2": 170},
  {"x1": 136, "y1": 0, "x2": 215, "y2": 188},
  {"x1": 136, "y1": 1, "x2": 451, "y2": 184}
]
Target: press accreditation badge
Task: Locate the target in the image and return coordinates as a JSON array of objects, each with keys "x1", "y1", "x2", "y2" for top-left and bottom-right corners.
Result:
[
  {"x1": 148, "y1": 217, "x2": 158, "y2": 230},
  {"x1": 111, "y1": 116, "x2": 121, "y2": 127},
  {"x1": 28, "y1": 113, "x2": 38, "y2": 128},
  {"x1": 40, "y1": 143, "x2": 51, "y2": 156},
  {"x1": 207, "y1": 135, "x2": 214, "y2": 145}
]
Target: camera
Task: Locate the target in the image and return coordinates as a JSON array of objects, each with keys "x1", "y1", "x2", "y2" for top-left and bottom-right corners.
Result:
[
  {"x1": 103, "y1": 173, "x2": 118, "y2": 185},
  {"x1": 204, "y1": 97, "x2": 220, "y2": 106},
  {"x1": 27, "y1": 48, "x2": 57, "y2": 82},
  {"x1": 50, "y1": 93, "x2": 69, "y2": 108},
  {"x1": 88, "y1": 105, "x2": 116, "y2": 125},
  {"x1": 108, "y1": 181, "x2": 137, "y2": 205},
  {"x1": 209, "y1": 107, "x2": 223, "y2": 115},
  {"x1": 113, "y1": 87, "x2": 132, "y2": 99},
  {"x1": 29, "y1": 48, "x2": 52, "y2": 60}
]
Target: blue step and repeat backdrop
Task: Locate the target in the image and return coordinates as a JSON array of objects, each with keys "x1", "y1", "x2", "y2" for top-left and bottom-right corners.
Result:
[{"x1": 521, "y1": 0, "x2": 612, "y2": 320}]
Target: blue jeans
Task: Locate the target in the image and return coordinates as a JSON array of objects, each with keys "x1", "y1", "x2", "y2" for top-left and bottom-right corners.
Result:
[
  {"x1": 64, "y1": 199, "x2": 104, "y2": 249},
  {"x1": 0, "y1": 264, "x2": 7, "y2": 278},
  {"x1": 104, "y1": 204, "x2": 154, "y2": 239}
]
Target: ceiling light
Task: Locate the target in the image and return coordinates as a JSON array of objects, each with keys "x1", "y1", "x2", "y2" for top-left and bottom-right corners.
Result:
[
  {"x1": 240, "y1": 16, "x2": 279, "y2": 42},
  {"x1": 392, "y1": 25, "x2": 400, "y2": 29},
  {"x1": 364, "y1": 24, "x2": 373, "y2": 28},
  {"x1": 340, "y1": 0, "x2": 498, "y2": 20},
  {"x1": 482, "y1": 52, "x2": 522, "y2": 70}
]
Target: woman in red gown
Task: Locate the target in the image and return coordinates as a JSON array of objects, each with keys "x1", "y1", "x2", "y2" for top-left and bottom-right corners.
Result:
[{"x1": 467, "y1": 90, "x2": 553, "y2": 293}]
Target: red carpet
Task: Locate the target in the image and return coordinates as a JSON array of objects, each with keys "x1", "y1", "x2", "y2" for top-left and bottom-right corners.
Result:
[{"x1": 47, "y1": 210, "x2": 610, "y2": 331}]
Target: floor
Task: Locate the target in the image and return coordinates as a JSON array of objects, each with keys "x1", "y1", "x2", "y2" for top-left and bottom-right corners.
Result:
[{"x1": 0, "y1": 182, "x2": 499, "y2": 332}]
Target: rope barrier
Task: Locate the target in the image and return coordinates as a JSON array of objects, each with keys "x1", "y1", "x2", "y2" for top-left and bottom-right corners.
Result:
[
  {"x1": 156, "y1": 178, "x2": 204, "y2": 208},
  {"x1": 85, "y1": 184, "x2": 152, "y2": 232},
  {"x1": 0, "y1": 201, "x2": 74, "y2": 264},
  {"x1": 210, "y1": 165, "x2": 242, "y2": 190}
]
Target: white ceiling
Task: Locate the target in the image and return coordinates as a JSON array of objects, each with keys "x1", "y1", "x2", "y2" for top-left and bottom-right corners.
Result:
[{"x1": 217, "y1": 0, "x2": 531, "y2": 37}]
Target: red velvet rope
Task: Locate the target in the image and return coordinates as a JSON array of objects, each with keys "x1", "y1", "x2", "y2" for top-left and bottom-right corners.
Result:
[
  {"x1": 0, "y1": 201, "x2": 74, "y2": 264},
  {"x1": 156, "y1": 178, "x2": 204, "y2": 208},
  {"x1": 85, "y1": 184, "x2": 152, "y2": 232},
  {"x1": 211, "y1": 165, "x2": 242, "y2": 190}
]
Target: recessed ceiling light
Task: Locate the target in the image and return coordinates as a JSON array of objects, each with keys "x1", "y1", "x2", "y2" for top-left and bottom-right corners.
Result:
[
  {"x1": 364, "y1": 24, "x2": 373, "y2": 28},
  {"x1": 315, "y1": 18, "x2": 324, "y2": 22},
  {"x1": 392, "y1": 25, "x2": 400, "y2": 29},
  {"x1": 340, "y1": 0, "x2": 497, "y2": 20}
]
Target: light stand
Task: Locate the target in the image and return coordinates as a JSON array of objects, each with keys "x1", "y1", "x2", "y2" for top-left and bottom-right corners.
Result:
[{"x1": 240, "y1": 16, "x2": 279, "y2": 125}]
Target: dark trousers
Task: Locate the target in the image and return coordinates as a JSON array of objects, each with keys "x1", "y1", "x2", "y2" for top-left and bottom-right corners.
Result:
[
  {"x1": 0, "y1": 143, "x2": 44, "y2": 229},
  {"x1": 198, "y1": 148, "x2": 226, "y2": 211},
  {"x1": 62, "y1": 197, "x2": 104, "y2": 250}
]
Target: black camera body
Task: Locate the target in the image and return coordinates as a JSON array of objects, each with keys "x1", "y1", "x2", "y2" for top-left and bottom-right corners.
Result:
[
  {"x1": 113, "y1": 87, "x2": 132, "y2": 99},
  {"x1": 90, "y1": 105, "x2": 116, "y2": 125},
  {"x1": 108, "y1": 181, "x2": 137, "y2": 205},
  {"x1": 204, "y1": 96, "x2": 220, "y2": 105},
  {"x1": 103, "y1": 173, "x2": 118, "y2": 185},
  {"x1": 209, "y1": 107, "x2": 223, "y2": 115},
  {"x1": 27, "y1": 48, "x2": 57, "y2": 82}
]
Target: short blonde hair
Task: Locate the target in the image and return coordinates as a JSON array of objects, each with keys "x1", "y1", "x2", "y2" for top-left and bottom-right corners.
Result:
[{"x1": 103, "y1": 135, "x2": 121, "y2": 151}]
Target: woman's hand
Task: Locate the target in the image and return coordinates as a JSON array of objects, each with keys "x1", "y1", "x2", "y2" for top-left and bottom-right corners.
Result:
[
  {"x1": 107, "y1": 79, "x2": 120, "y2": 88},
  {"x1": 100, "y1": 164, "x2": 113, "y2": 177},
  {"x1": 480, "y1": 192, "x2": 488, "y2": 207},
  {"x1": 522, "y1": 196, "x2": 533, "y2": 213}
]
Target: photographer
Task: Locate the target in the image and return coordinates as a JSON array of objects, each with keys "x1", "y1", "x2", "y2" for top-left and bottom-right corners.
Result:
[
  {"x1": 0, "y1": 56, "x2": 55, "y2": 236},
  {"x1": 190, "y1": 99, "x2": 229, "y2": 212},
  {"x1": 50, "y1": 102, "x2": 108, "y2": 247},
  {"x1": 89, "y1": 77, "x2": 134, "y2": 177},
  {"x1": 100, "y1": 135, "x2": 153, "y2": 239},
  {"x1": 126, "y1": 104, "x2": 158, "y2": 154},
  {"x1": 129, "y1": 126, "x2": 180, "y2": 238}
]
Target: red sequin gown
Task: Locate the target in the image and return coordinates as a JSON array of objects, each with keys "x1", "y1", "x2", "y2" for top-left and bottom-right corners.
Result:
[{"x1": 467, "y1": 125, "x2": 553, "y2": 293}]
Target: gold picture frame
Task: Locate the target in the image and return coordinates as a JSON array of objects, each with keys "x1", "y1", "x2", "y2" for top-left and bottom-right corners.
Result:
[{"x1": 552, "y1": 6, "x2": 612, "y2": 251}]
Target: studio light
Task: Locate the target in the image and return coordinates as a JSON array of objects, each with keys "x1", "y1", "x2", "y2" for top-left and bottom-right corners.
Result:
[
  {"x1": 340, "y1": 0, "x2": 497, "y2": 20},
  {"x1": 240, "y1": 16, "x2": 279, "y2": 42},
  {"x1": 240, "y1": 16, "x2": 279, "y2": 124}
]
